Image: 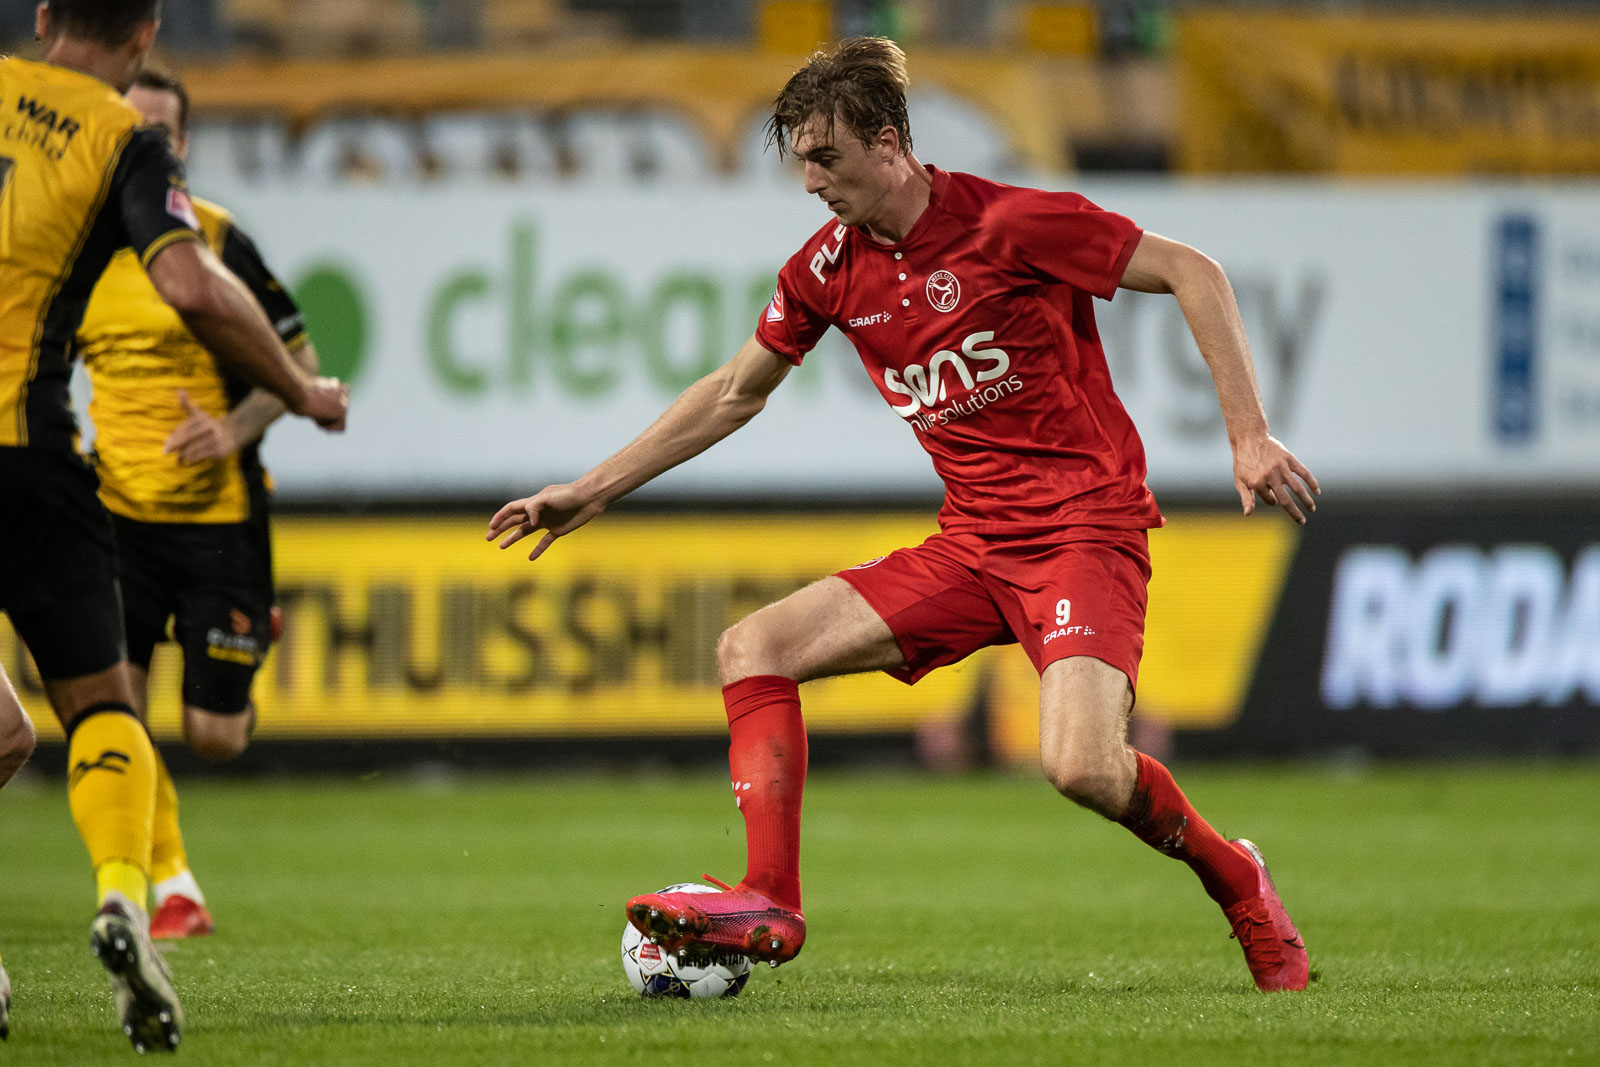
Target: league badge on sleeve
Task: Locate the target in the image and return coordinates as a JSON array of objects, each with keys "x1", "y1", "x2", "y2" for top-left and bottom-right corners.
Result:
[
  {"x1": 166, "y1": 188, "x2": 200, "y2": 230},
  {"x1": 766, "y1": 287, "x2": 786, "y2": 322}
]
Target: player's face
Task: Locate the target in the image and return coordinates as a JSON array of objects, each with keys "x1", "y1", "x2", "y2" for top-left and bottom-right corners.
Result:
[
  {"x1": 791, "y1": 114, "x2": 895, "y2": 230},
  {"x1": 127, "y1": 85, "x2": 188, "y2": 161}
]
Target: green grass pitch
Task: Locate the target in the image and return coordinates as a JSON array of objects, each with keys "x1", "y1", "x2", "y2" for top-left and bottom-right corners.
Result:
[{"x1": 1, "y1": 763, "x2": 1596, "y2": 1065}]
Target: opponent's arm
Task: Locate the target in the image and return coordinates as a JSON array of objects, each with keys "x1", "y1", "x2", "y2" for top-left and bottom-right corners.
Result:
[
  {"x1": 488, "y1": 335, "x2": 794, "y2": 560},
  {"x1": 164, "y1": 342, "x2": 319, "y2": 464},
  {"x1": 144, "y1": 241, "x2": 347, "y2": 430},
  {"x1": 1119, "y1": 231, "x2": 1320, "y2": 523}
]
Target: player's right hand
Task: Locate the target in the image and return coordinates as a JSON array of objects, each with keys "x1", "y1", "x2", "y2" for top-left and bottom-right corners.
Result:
[
  {"x1": 487, "y1": 484, "x2": 606, "y2": 561},
  {"x1": 293, "y1": 376, "x2": 349, "y2": 431}
]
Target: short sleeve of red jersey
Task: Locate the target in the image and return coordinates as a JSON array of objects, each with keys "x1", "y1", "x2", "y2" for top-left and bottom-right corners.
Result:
[
  {"x1": 989, "y1": 188, "x2": 1142, "y2": 301},
  {"x1": 754, "y1": 253, "x2": 830, "y2": 366}
]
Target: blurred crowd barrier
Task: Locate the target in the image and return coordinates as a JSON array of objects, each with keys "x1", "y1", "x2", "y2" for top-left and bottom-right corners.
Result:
[
  {"x1": 107, "y1": 7, "x2": 1592, "y2": 182},
  {"x1": 6, "y1": 507, "x2": 1593, "y2": 759},
  {"x1": 173, "y1": 48, "x2": 1164, "y2": 183},
  {"x1": 1179, "y1": 11, "x2": 1600, "y2": 175}
]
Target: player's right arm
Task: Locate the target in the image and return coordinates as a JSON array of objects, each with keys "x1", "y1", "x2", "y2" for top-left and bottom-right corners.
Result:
[
  {"x1": 488, "y1": 335, "x2": 793, "y2": 560},
  {"x1": 144, "y1": 242, "x2": 346, "y2": 430}
]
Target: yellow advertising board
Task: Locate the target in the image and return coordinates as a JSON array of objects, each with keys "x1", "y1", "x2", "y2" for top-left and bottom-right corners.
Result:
[
  {"x1": 1179, "y1": 11, "x2": 1600, "y2": 174},
  {"x1": 1, "y1": 514, "x2": 1295, "y2": 750}
]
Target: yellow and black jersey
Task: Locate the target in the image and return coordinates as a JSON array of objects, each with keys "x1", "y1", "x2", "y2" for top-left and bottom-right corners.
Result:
[
  {"x1": 79, "y1": 197, "x2": 306, "y2": 524},
  {"x1": 0, "y1": 56, "x2": 200, "y2": 452}
]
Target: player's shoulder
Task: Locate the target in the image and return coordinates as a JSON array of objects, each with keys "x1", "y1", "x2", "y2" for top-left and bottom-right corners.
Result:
[
  {"x1": 190, "y1": 196, "x2": 234, "y2": 235},
  {"x1": 937, "y1": 167, "x2": 1084, "y2": 217},
  {"x1": 778, "y1": 215, "x2": 853, "y2": 295},
  {"x1": 3, "y1": 56, "x2": 140, "y2": 129}
]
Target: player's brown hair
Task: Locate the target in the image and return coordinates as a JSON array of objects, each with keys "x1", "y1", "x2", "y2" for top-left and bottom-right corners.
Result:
[
  {"x1": 132, "y1": 67, "x2": 190, "y2": 135},
  {"x1": 766, "y1": 36, "x2": 912, "y2": 159},
  {"x1": 43, "y1": 0, "x2": 162, "y2": 46}
]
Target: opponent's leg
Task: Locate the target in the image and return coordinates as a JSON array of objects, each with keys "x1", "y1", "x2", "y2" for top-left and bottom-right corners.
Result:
[
  {"x1": 125, "y1": 661, "x2": 222, "y2": 941},
  {"x1": 44, "y1": 666, "x2": 183, "y2": 1050},
  {"x1": 629, "y1": 576, "x2": 905, "y2": 964},
  {"x1": 0, "y1": 664, "x2": 30, "y2": 1040},
  {"x1": 0, "y1": 663, "x2": 37, "y2": 790},
  {"x1": 1038, "y1": 656, "x2": 1307, "y2": 991}
]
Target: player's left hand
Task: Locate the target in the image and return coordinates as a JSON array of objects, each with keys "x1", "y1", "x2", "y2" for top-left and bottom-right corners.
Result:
[
  {"x1": 1234, "y1": 433, "x2": 1320, "y2": 524},
  {"x1": 164, "y1": 389, "x2": 239, "y2": 463}
]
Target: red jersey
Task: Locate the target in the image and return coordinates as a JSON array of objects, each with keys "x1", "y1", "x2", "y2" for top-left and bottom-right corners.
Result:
[{"x1": 756, "y1": 166, "x2": 1163, "y2": 535}]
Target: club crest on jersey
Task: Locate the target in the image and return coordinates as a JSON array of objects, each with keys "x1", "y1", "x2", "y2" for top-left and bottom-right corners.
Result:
[
  {"x1": 766, "y1": 288, "x2": 785, "y2": 322},
  {"x1": 166, "y1": 188, "x2": 200, "y2": 230},
  {"x1": 926, "y1": 270, "x2": 961, "y2": 313}
]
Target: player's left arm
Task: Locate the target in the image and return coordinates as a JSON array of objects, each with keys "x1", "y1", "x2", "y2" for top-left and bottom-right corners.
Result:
[
  {"x1": 1119, "y1": 231, "x2": 1321, "y2": 524},
  {"x1": 165, "y1": 223, "x2": 318, "y2": 464}
]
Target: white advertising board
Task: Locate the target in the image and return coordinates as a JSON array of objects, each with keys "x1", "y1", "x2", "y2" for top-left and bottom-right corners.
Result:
[{"x1": 191, "y1": 178, "x2": 1600, "y2": 500}]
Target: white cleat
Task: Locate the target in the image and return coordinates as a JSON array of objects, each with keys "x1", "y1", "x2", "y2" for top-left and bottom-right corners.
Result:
[{"x1": 90, "y1": 896, "x2": 183, "y2": 1053}]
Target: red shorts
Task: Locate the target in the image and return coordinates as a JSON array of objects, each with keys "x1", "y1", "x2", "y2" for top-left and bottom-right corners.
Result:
[{"x1": 836, "y1": 528, "x2": 1152, "y2": 690}]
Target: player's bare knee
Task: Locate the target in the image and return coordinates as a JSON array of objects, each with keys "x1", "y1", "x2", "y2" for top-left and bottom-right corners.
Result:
[
  {"x1": 1041, "y1": 753, "x2": 1123, "y2": 814},
  {"x1": 717, "y1": 620, "x2": 784, "y2": 683},
  {"x1": 183, "y1": 707, "x2": 249, "y2": 762},
  {"x1": 0, "y1": 710, "x2": 36, "y2": 770}
]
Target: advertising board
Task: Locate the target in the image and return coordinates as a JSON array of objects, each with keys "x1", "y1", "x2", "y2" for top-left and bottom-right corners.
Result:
[
  {"x1": 177, "y1": 181, "x2": 1600, "y2": 501},
  {"x1": 3, "y1": 512, "x2": 1290, "y2": 746}
]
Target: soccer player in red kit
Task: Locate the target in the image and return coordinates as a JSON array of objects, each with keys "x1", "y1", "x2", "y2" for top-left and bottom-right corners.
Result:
[{"x1": 488, "y1": 37, "x2": 1318, "y2": 992}]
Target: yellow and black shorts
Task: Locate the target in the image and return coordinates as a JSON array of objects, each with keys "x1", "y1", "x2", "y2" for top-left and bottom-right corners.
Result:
[
  {"x1": 114, "y1": 506, "x2": 275, "y2": 716},
  {"x1": 0, "y1": 447, "x2": 127, "y2": 680}
]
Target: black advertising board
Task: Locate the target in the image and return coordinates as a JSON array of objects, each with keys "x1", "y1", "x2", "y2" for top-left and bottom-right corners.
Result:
[{"x1": 1177, "y1": 502, "x2": 1600, "y2": 758}]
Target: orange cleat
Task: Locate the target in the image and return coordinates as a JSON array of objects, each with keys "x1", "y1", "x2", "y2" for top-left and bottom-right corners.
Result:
[
  {"x1": 149, "y1": 896, "x2": 214, "y2": 941},
  {"x1": 626, "y1": 876, "x2": 806, "y2": 967},
  {"x1": 1223, "y1": 839, "x2": 1309, "y2": 992}
]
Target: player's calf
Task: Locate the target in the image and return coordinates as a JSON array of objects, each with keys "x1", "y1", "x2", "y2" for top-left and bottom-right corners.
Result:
[
  {"x1": 0, "y1": 683, "x2": 36, "y2": 790},
  {"x1": 181, "y1": 704, "x2": 252, "y2": 762}
]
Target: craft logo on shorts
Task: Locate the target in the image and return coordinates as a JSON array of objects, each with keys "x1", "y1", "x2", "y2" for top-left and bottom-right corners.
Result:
[
  {"x1": 765, "y1": 287, "x2": 785, "y2": 322},
  {"x1": 926, "y1": 270, "x2": 961, "y2": 313}
]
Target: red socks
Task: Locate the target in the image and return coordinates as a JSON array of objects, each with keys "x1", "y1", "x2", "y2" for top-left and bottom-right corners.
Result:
[
  {"x1": 723, "y1": 675, "x2": 807, "y2": 912},
  {"x1": 1118, "y1": 751, "x2": 1260, "y2": 908}
]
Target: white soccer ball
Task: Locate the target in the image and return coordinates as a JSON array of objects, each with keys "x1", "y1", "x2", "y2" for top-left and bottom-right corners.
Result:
[{"x1": 620, "y1": 883, "x2": 752, "y2": 999}]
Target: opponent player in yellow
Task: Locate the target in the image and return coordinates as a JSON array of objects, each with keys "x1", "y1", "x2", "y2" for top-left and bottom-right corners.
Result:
[
  {"x1": 0, "y1": 0, "x2": 347, "y2": 1050},
  {"x1": 76, "y1": 66, "x2": 318, "y2": 942}
]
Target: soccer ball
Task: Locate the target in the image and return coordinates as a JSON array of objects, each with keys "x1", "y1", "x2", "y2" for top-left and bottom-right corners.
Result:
[{"x1": 619, "y1": 883, "x2": 752, "y2": 999}]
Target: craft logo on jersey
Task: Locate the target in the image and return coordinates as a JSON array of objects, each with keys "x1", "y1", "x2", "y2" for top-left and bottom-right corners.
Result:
[
  {"x1": 766, "y1": 287, "x2": 785, "y2": 322},
  {"x1": 926, "y1": 270, "x2": 961, "y2": 313}
]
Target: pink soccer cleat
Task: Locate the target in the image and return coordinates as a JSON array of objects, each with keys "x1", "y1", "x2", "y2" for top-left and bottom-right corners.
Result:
[
  {"x1": 150, "y1": 895, "x2": 214, "y2": 941},
  {"x1": 626, "y1": 876, "x2": 806, "y2": 966},
  {"x1": 1223, "y1": 839, "x2": 1310, "y2": 992}
]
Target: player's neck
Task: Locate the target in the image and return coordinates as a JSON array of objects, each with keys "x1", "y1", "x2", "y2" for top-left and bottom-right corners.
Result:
[
  {"x1": 859, "y1": 155, "x2": 933, "y2": 245},
  {"x1": 40, "y1": 38, "x2": 139, "y2": 93}
]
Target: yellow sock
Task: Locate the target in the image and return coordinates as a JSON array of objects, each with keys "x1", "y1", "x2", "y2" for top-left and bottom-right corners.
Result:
[
  {"x1": 67, "y1": 709, "x2": 156, "y2": 909},
  {"x1": 149, "y1": 748, "x2": 188, "y2": 888}
]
